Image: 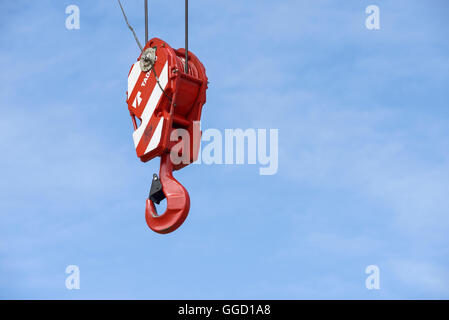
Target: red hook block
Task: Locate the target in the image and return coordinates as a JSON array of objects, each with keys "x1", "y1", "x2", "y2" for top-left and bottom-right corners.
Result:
[{"x1": 127, "y1": 38, "x2": 207, "y2": 234}]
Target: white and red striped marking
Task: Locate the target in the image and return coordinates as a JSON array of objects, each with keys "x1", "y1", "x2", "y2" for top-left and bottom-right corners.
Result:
[{"x1": 127, "y1": 57, "x2": 169, "y2": 157}]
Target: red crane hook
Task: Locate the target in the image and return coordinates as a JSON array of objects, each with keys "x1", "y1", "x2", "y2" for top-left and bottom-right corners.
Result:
[{"x1": 145, "y1": 152, "x2": 190, "y2": 234}]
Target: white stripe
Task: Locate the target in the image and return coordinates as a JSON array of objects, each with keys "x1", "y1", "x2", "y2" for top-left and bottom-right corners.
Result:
[
  {"x1": 144, "y1": 118, "x2": 164, "y2": 153},
  {"x1": 127, "y1": 62, "x2": 141, "y2": 99},
  {"x1": 132, "y1": 62, "x2": 169, "y2": 148}
]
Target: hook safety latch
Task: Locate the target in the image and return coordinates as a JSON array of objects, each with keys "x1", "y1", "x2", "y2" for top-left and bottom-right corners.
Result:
[
  {"x1": 149, "y1": 174, "x2": 165, "y2": 205},
  {"x1": 145, "y1": 153, "x2": 190, "y2": 234}
]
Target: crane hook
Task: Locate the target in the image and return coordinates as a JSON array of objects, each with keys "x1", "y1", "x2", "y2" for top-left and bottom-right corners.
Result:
[{"x1": 145, "y1": 152, "x2": 190, "y2": 234}]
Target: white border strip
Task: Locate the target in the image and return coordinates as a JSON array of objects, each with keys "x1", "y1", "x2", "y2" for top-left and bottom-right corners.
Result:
[
  {"x1": 127, "y1": 62, "x2": 142, "y2": 99},
  {"x1": 132, "y1": 61, "x2": 169, "y2": 148},
  {"x1": 145, "y1": 118, "x2": 164, "y2": 154}
]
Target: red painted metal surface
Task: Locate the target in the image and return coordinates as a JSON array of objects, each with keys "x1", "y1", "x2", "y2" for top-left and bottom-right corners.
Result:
[
  {"x1": 126, "y1": 38, "x2": 207, "y2": 233},
  {"x1": 145, "y1": 153, "x2": 190, "y2": 234}
]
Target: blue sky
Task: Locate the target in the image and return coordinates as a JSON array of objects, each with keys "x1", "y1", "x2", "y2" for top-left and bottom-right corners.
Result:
[{"x1": 1, "y1": 0, "x2": 449, "y2": 299}]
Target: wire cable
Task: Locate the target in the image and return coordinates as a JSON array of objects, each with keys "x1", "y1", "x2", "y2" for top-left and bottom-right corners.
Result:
[
  {"x1": 117, "y1": 0, "x2": 173, "y2": 103},
  {"x1": 151, "y1": 65, "x2": 173, "y2": 103},
  {"x1": 145, "y1": 0, "x2": 149, "y2": 44},
  {"x1": 185, "y1": 0, "x2": 189, "y2": 73},
  {"x1": 117, "y1": 0, "x2": 143, "y2": 52}
]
